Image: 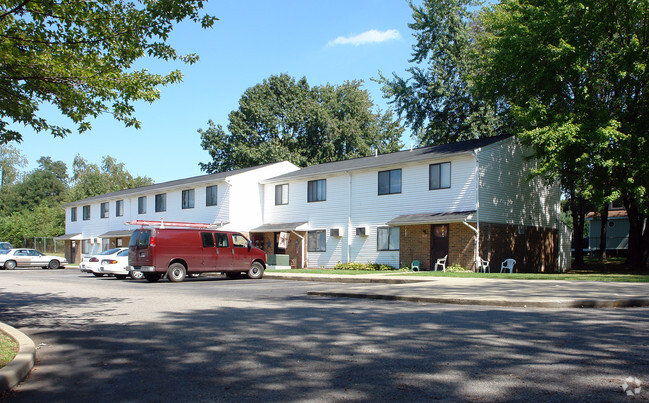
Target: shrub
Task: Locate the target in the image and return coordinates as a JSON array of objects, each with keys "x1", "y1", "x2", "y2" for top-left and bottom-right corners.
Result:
[
  {"x1": 333, "y1": 262, "x2": 395, "y2": 271},
  {"x1": 445, "y1": 264, "x2": 469, "y2": 272}
]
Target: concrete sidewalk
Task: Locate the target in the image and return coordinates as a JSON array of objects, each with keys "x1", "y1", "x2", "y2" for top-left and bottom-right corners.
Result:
[{"x1": 264, "y1": 272, "x2": 649, "y2": 308}]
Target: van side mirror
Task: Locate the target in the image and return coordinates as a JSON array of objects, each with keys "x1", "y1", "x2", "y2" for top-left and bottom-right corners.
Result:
[{"x1": 247, "y1": 241, "x2": 251, "y2": 252}]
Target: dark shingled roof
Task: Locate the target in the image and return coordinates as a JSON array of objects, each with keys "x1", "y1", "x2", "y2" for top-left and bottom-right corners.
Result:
[{"x1": 266, "y1": 135, "x2": 511, "y2": 182}]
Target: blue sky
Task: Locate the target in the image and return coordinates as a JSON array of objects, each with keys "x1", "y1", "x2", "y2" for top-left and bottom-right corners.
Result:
[{"x1": 16, "y1": 0, "x2": 418, "y2": 184}]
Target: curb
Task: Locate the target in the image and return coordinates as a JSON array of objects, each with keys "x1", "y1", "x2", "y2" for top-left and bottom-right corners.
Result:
[
  {"x1": 264, "y1": 273, "x2": 430, "y2": 284},
  {"x1": 0, "y1": 322, "x2": 35, "y2": 393},
  {"x1": 306, "y1": 291, "x2": 649, "y2": 308}
]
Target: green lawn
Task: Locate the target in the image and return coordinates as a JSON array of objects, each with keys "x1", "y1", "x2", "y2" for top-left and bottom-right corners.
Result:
[
  {"x1": 0, "y1": 331, "x2": 18, "y2": 369},
  {"x1": 270, "y1": 269, "x2": 649, "y2": 282}
]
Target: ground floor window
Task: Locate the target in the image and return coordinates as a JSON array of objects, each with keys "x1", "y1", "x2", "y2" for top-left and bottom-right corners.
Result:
[
  {"x1": 377, "y1": 227, "x2": 400, "y2": 251},
  {"x1": 307, "y1": 230, "x2": 326, "y2": 252}
]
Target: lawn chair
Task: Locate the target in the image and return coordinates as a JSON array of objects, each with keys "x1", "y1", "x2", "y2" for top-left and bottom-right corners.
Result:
[
  {"x1": 411, "y1": 260, "x2": 421, "y2": 272},
  {"x1": 434, "y1": 255, "x2": 447, "y2": 272},
  {"x1": 477, "y1": 258, "x2": 490, "y2": 273},
  {"x1": 500, "y1": 258, "x2": 516, "y2": 273}
]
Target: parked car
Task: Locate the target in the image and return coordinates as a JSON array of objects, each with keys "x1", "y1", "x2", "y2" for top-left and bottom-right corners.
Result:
[
  {"x1": 0, "y1": 242, "x2": 12, "y2": 251},
  {"x1": 0, "y1": 248, "x2": 67, "y2": 270},
  {"x1": 128, "y1": 227, "x2": 267, "y2": 282},
  {"x1": 80, "y1": 248, "x2": 127, "y2": 276},
  {"x1": 97, "y1": 249, "x2": 143, "y2": 280}
]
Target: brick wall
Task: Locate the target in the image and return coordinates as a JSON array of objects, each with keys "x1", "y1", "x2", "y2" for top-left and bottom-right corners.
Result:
[
  {"x1": 252, "y1": 231, "x2": 305, "y2": 268},
  {"x1": 449, "y1": 223, "x2": 476, "y2": 269},
  {"x1": 398, "y1": 222, "x2": 557, "y2": 272},
  {"x1": 480, "y1": 223, "x2": 558, "y2": 272},
  {"x1": 399, "y1": 225, "x2": 431, "y2": 270}
]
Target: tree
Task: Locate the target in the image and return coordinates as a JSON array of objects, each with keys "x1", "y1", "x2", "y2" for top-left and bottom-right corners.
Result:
[
  {"x1": 0, "y1": 144, "x2": 27, "y2": 189},
  {"x1": 377, "y1": 0, "x2": 505, "y2": 146},
  {"x1": 199, "y1": 74, "x2": 404, "y2": 173},
  {"x1": 0, "y1": 0, "x2": 216, "y2": 144},
  {"x1": 473, "y1": 0, "x2": 649, "y2": 269},
  {"x1": 68, "y1": 155, "x2": 154, "y2": 201},
  {"x1": 0, "y1": 156, "x2": 68, "y2": 213}
]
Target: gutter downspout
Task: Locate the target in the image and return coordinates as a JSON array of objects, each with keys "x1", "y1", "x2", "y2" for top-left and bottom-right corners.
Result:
[
  {"x1": 473, "y1": 149, "x2": 481, "y2": 268},
  {"x1": 346, "y1": 171, "x2": 352, "y2": 264},
  {"x1": 290, "y1": 231, "x2": 305, "y2": 269}
]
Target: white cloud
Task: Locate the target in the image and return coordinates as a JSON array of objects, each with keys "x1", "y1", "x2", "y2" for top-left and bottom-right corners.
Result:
[{"x1": 327, "y1": 29, "x2": 401, "y2": 47}]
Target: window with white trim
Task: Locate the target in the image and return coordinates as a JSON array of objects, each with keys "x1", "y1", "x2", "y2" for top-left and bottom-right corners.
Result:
[
  {"x1": 429, "y1": 162, "x2": 451, "y2": 190},
  {"x1": 307, "y1": 230, "x2": 326, "y2": 252},
  {"x1": 377, "y1": 227, "x2": 400, "y2": 251}
]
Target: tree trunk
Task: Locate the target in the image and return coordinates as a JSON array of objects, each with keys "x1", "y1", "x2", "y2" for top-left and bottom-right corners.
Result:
[
  {"x1": 599, "y1": 203, "x2": 608, "y2": 260},
  {"x1": 571, "y1": 194, "x2": 586, "y2": 266},
  {"x1": 625, "y1": 205, "x2": 649, "y2": 271}
]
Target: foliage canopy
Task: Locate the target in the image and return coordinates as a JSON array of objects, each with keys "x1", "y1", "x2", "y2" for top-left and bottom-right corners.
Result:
[
  {"x1": 0, "y1": 0, "x2": 216, "y2": 144},
  {"x1": 199, "y1": 74, "x2": 404, "y2": 173}
]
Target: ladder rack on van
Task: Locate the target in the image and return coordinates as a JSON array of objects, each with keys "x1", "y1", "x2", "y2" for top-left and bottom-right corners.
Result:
[{"x1": 125, "y1": 219, "x2": 221, "y2": 229}]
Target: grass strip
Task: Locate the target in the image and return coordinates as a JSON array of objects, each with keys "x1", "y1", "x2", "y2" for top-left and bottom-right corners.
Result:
[{"x1": 0, "y1": 331, "x2": 18, "y2": 369}]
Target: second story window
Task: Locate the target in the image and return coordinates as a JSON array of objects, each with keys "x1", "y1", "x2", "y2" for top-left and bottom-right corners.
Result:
[
  {"x1": 155, "y1": 193, "x2": 166, "y2": 212},
  {"x1": 116, "y1": 200, "x2": 124, "y2": 217},
  {"x1": 378, "y1": 169, "x2": 402, "y2": 195},
  {"x1": 100, "y1": 202, "x2": 109, "y2": 218},
  {"x1": 307, "y1": 179, "x2": 326, "y2": 202},
  {"x1": 206, "y1": 185, "x2": 218, "y2": 206},
  {"x1": 275, "y1": 184, "x2": 289, "y2": 205},
  {"x1": 182, "y1": 189, "x2": 195, "y2": 209},
  {"x1": 138, "y1": 196, "x2": 147, "y2": 214},
  {"x1": 82, "y1": 205, "x2": 91, "y2": 220},
  {"x1": 70, "y1": 207, "x2": 77, "y2": 222},
  {"x1": 429, "y1": 162, "x2": 451, "y2": 190}
]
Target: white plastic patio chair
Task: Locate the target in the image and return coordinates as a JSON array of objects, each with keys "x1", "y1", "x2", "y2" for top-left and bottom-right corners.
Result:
[
  {"x1": 477, "y1": 258, "x2": 490, "y2": 273},
  {"x1": 500, "y1": 258, "x2": 516, "y2": 273},
  {"x1": 434, "y1": 255, "x2": 447, "y2": 272}
]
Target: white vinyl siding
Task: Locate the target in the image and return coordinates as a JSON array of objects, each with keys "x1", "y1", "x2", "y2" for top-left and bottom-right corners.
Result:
[
  {"x1": 262, "y1": 155, "x2": 477, "y2": 269},
  {"x1": 477, "y1": 137, "x2": 560, "y2": 228}
]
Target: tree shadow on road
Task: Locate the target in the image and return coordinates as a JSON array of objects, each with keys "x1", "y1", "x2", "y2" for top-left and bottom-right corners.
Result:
[{"x1": 0, "y1": 288, "x2": 647, "y2": 402}]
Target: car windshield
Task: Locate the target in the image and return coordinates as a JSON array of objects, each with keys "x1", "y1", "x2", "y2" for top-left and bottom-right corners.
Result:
[
  {"x1": 117, "y1": 249, "x2": 129, "y2": 257},
  {"x1": 99, "y1": 248, "x2": 122, "y2": 255},
  {"x1": 0, "y1": 250, "x2": 8, "y2": 255}
]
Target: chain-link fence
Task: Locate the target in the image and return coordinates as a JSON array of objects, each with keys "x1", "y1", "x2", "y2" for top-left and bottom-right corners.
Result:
[{"x1": 21, "y1": 237, "x2": 66, "y2": 254}]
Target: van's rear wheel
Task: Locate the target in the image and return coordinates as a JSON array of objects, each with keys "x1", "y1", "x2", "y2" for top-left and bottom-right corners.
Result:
[
  {"x1": 247, "y1": 262, "x2": 264, "y2": 279},
  {"x1": 167, "y1": 263, "x2": 186, "y2": 282},
  {"x1": 144, "y1": 273, "x2": 161, "y2": 282}
]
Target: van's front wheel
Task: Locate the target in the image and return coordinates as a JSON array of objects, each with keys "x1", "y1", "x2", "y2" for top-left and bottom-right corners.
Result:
[
  {"x1": 247, "y1": 262, "x2": 264, "y2": 279},
  {"x1": 167, "y1": 263, "x2": 186, "y2": 282}
]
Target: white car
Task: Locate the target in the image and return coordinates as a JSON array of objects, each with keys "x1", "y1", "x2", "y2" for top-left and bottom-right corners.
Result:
[
  {"x1": 97, "y1": 249, "x2": 143, "y2": 280},
  {"x1": 80, "y1": 248, "x2": 127, "y2": 276},
  {"x1": 0, "y1": 248, "x2": 67, "y2": 270}
]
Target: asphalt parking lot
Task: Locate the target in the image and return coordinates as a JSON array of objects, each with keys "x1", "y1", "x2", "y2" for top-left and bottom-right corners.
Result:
[{"x1": 1, "y1": 269, "x2": 648, "y2": 402}]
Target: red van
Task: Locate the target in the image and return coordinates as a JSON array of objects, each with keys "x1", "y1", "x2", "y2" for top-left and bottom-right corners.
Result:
[{"x1": 128, "y1": 227, "x2": 266, "y2": 282}]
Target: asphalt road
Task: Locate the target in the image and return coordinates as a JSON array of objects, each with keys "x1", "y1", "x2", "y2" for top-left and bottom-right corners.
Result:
[{"x1": 1, "y1": 269, "x2": 648, "y2": 402}]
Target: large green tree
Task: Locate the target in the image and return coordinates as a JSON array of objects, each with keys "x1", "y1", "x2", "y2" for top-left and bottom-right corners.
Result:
[
  {"x1": 0, "y1": 144, "x2": 27, "y2": 189},
  {"x1": 473, "y1": 0, "x2": 649, "y2": 268},
  {"x1": 0, "y1": 0, "x2": 216, "y2": 144},
  {"x1": 199, "y1": 74, "x2": 404, "y2": 173},
  {"x1": 377, "y1": 0, "x2": 505, "y2": 146},
  {"x1": 0, "y1": 156, "x2": 68, "y2": 214},
  {"x1": 68, "y1": 155, "x2": 154, "y2": 201}
]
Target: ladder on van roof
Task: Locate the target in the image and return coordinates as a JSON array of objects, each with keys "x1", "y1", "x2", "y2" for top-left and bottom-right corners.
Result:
[{"x1": 125, "y1": 219, "x2": 223, "y2": 229}]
